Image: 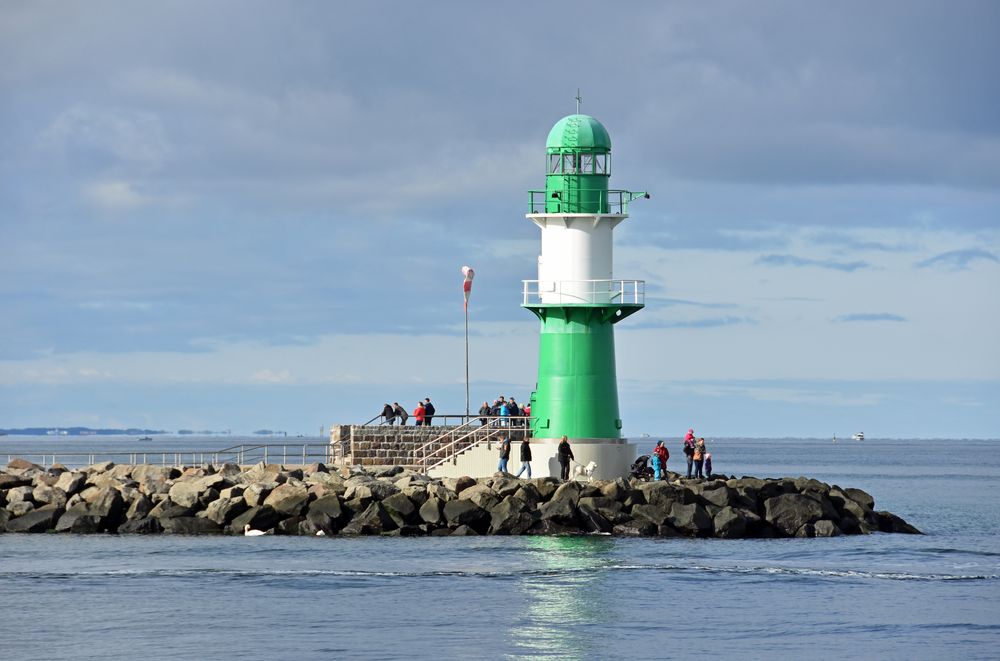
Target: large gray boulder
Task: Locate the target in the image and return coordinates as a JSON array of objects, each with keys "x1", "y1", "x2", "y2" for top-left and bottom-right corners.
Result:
[
  {"x1": 599, "y1": 477, "x2": 632, "y2": 503},
  {"x1": 6, "y1": 458, "x2": 43, "y2": 475},
  {"x1": 459, "y1": 484, "x2": 500, "y2": 510},
  {"x1": 242, "y1": 483, "x2": 277, "y2": 507},
  {"x1": 813, "y1": 519, "x2": 843, "y2": 537},
  {"x1": 425, "y1": 482, "x2": 457, "y2": 503},
  {"x1": 55, "y1": 511, "x2": 102, "y2": 533},
  {"x1": 400, "y1": 486, "x2": 428, "y2": 507},
  {"x1": 550, "y1": 481, "x2": 582, "y2": 505},
  {"x1": 54, "y1": 471, "x2": 86, "y2": 495},
  {"x1": 844, "y1": 487, "x2": 875, "y2": 511},
  {"x1": 419, "y1": 497, "x2": 444, "y2": 526},
  {"x1": 168, "y1": 481, "x2": 204, "y2": 509},
  {"x1": 764, "y1": 493, "x2": 825, "y2": 536},
  {"x1": 695, "y1": 484, "x2": 734, "y2": 508},
  {"x1": 309, "y1": 495, "x2": 346, "y2": 523},
  {"x1": 631, "y1": 502, "x2": 672, "y2": 527},
  {"x1": 668, "y1": 502, "x2": 714, "y2": 536},
  {"x1": 85, "y1": 487, "x2": 126, "y2": 532},
  {"x1": 368, "y1": 479, "x2": 401, "y2": 501},
  {"x1": 203, "y1": 497, "x2": 248, "y2": 525},
  {"x1": 340, "y1": 502, "x2": 396, "y2": 535},
  {"x1": 305, "y1": 472, "x2": 347, "y2": 495},
  {"x1": 381, "y1": 493, "x2": 418, "y2": 527},
  {"x1": 6, "y1": 505, "x2": 63, "y2": 533},
  {"x1": 302, "y1": 509, "x2": 338, "y2": 535},
  {"x1": 126, "y1": 494, "x2": 153, "y2": 520},
  {"x1": 874, "y1": 510, "x2": 922, "y2": 534},
  {"x1": 263, "y1": 483, "x2": 311, "y2": 516},
  {"x1": 489, "y1": 476, "x2": 522, "y2": 499},
  {"x1": 6, "y1": 501, "x2": 35, "y2": 517},
  {"x1": 6, "y1": 485, "x2": 34, "y2": 504},
  {"x1": 578, "y1": 496, "x2": 625, "y2": 523},
  {"x1": 577, "y1": 504, "x2": 613, "y2": 534},
  {"x1": 537, "y1": 498, "x2": 579, "y2": 528},
  {"x1": 229, "y1": 506, "x2": 282, "y2": 535},
  {"x1": 0, "y1": 473, "x2": 32, "y2": 490},
  {"x1": 442, "y1": 499, "x2": 490, "y2": 533},
  {"x1": 713, "y1": 506, "x2": 751, "y2": 539},
  {"x1": 489, "y1": 496, "x2": 536, "y2": 535},
  {"x1": 529, "y1": 477, "x2": 559, "y2": 501}
]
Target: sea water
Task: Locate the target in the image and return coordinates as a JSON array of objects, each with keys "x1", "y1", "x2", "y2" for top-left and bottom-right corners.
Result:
[{"x1": 1, "y1": 437, "x2": 998, "y2": 660}]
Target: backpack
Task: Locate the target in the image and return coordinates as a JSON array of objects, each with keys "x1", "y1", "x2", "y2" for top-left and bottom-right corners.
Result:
[{"x1": 683, "y1": 442, "x2": 693, "y2": 456}]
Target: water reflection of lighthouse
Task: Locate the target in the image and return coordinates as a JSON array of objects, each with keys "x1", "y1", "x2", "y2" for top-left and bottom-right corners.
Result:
[{"x1": 522, "y1": 108, "x2": 649, "y2": 479}]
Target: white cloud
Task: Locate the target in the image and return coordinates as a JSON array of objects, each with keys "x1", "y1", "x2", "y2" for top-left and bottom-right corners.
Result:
[{"x1": 84, "y1": 180, "x2": 148, "y2": 211}]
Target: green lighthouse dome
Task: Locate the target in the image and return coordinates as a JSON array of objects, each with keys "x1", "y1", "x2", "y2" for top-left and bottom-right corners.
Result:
[{"x1": 546, "y1": 114, "x2": 612, "y2": 153}]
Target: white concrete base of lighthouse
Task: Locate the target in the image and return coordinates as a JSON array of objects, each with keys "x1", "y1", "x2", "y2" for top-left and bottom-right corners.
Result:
[
  {"x1": 427, "y1": 437, "x2": 637, "y2": 481},
  {"x1": 530, "y1": 438, "x2": 638, "y2": 481}
]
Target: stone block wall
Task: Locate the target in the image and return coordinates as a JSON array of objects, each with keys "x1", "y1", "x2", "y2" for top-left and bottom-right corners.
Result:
[{"x1": 330, "y1": 424, "x2": 528, "y2": 468}]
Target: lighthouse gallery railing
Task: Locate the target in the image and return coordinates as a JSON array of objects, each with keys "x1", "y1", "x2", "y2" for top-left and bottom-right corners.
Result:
[{"x1": 522, "y1": 279, "x2": 644, "y2": 306}]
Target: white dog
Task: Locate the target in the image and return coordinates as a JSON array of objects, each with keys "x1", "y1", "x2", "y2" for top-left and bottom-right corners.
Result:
[{"x1": 573, "y1": 460, "x2": 598, "y2": 482}]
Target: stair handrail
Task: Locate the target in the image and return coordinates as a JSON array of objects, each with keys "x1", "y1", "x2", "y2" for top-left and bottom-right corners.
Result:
[
  {"x1": 421, "y1": 425, "x2": 501, "y2": 472},
  {"x1": 416, "y1": 416, "x2": 532, "y2": 472}
]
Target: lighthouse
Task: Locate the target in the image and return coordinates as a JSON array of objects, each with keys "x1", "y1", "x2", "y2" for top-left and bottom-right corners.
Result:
[{"x1": 523, "y1": 111, "x2": 648, "y2": 480}]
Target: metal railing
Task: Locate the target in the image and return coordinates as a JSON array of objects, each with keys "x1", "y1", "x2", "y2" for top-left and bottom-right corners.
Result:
[
  {"x1": 361, "y1": 413, "x2": 498, "y2": 427},
  {"x1": 415, "y1": 416, "x2": 532, "y2": 472},
  {"x1": 522, "y1": 279, "x2": 644, "y2": 306},
  {"x1": 4, "y1": 443, "x2": 335, "y2": 470},
  {"x1": 527, "y1": 189, "x2": 649, "y2": 214}
]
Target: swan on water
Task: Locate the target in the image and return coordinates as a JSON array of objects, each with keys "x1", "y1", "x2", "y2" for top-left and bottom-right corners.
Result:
[{"x1": 244, "y1": 524, "x2": 267, "y2": 536}]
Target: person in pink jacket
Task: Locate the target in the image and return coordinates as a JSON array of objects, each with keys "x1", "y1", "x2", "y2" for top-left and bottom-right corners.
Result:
[{"x1": 683, "y1": 428, "x2": 696, "y2": 478}]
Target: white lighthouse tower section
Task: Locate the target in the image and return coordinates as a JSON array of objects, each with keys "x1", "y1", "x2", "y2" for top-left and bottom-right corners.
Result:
[{"x1": 531, "y1": 213, "x2": 627, "y2": 304}]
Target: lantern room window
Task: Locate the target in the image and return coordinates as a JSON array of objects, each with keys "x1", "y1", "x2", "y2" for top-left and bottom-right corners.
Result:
[{"x1": 548, "y1": 152, "x2": 609, "y2": 175}]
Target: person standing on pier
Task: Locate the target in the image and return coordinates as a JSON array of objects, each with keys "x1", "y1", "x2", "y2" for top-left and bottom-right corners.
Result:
[
  {"x1": 653, "y1": 440, "x2": 669, "y2": 480},
  {"x1": 423, "y1": 398, "x2": 436, "y2": 426},
  {"x1": 479, "y1": 401, "x2": 491, "y2": 426},
  {"x1": 507, "y1": 397, "x2": 520, "y2": 427},
  {"x1": 382, "y1": 403, "x2": 395, "y2": 425},
  {"x1": 683, "y1": 429, "x2": 696, "y2": 478},
  {"x1": 414, "y1": 401, "x2": 426, "y2": 427},
  {"x1": 393, "y1": 402, "x2": 409, "y2": 426},
  {"x1": 515, "y1": 437, "x2": 532, "y2": 478},
  {"x1": 498, "y1": 436, "x2": 511, "y2": 473},
  {"x1": 693, "y1": 437, "x2": 707, "y2": 479},
  {"x1": 557, "y1": 436, "x2": 574, "y2": 480}
]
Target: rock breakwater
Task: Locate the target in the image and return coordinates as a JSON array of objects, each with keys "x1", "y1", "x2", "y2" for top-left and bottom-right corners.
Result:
[{"x1": 0, "y1": 458, "x2": 921, "y2": 537}]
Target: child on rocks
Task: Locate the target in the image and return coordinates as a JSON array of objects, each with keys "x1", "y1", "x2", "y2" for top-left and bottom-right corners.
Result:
[{"x1": 704, "y1": 452, "x2": 713, "y2": 477}]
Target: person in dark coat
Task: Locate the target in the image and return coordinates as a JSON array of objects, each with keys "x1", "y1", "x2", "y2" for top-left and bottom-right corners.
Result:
[
  {"x1": 423, "y1": 397, "x2": 436, "y2": 426},
  {"x1": 557, "y1": 435, "x2": 574, "y2": 480},
  {"x1": 478, "y1": 401, "x2": 491, "y2": 426},
  {"x1": 498, "y1": 436, "x2": 511, "y2": 473},
  {"x1": 515, "y1": 438, "x2": 532, "y2": 478},
  {"x1": 392, "y1": 402, "x2": 408, "y2": 426},
  {"x1": 382, "y1": 403, "x2": 395, "y2": 425},
  {"x1": 507, "y1": 397, "x2": 520, "y2": 427}
]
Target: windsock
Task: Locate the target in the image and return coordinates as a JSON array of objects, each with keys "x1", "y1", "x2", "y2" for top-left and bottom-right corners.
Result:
[{"x1": 462, "y1": 265, "x2": 475, "y2": 310}]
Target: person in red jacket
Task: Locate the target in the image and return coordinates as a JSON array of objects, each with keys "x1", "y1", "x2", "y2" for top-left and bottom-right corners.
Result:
[
  {"x1": 413, "y1": 402, "x2": 426, "y2": 427},
  {"x1": 653, "y1": 440, "x2": 669, "y2": 480}
]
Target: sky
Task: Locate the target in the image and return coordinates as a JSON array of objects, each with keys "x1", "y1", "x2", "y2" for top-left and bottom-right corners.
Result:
[{"x1": 2, "y1": 1, "x2": 998, "y2": 438}]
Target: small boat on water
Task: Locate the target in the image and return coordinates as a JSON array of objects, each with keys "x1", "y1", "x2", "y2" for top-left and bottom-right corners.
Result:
[
  {"x1": 138, "y1": 436, "x2": 153, "y2": 442},
  {"x1": 852, "y1": 432, "x2": 864, "y2": 441}
]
